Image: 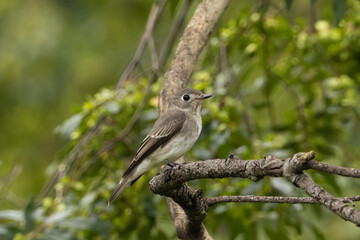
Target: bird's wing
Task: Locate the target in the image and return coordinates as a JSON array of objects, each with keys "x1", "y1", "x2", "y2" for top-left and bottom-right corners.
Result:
[
  {"x1": 108, "y1": 110, "x2": 187, "y2": 205},
  {"x1": 122, "y1": 110, "x2": 187, "y2": 178}
]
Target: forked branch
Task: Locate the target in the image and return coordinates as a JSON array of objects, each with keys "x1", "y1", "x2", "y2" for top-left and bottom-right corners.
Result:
[{"x1": 149, "y1": 151, "x2": 360, "y2": 227}]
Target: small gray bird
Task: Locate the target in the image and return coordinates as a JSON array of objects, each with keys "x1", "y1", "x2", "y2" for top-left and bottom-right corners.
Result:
[{"x1": 108, "y1": 88, "x2": 211, "y2": 204}]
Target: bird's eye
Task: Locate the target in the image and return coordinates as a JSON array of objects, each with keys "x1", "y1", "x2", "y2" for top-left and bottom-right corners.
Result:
[{"x1": 182, "y1": 94, "x2": 190, "y2": 101}]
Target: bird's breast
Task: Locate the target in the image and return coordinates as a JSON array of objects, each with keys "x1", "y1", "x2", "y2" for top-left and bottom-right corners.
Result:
[{"x1": 150, "y1": 114, "x2": 202, "y2": 162}]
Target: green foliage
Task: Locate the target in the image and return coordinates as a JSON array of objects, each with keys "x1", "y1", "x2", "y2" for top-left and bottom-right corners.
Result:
[{"x1": 2, "y1": 0, "x2": 360, "y2": 239}]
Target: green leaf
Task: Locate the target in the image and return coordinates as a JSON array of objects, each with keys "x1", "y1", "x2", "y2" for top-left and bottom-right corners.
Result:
[
  {"x1": 0, "y1": 211, "x2": 23, "y2": 222},
  {"x1": 39, "y1": 229, "x2": 75, "y2": 240},
  {"x1": 284, "y1": 0, "x2": 294, "y2": 10},
  {"x1": 24, "y1": 197, "x2": 36, "y2": 233},
  {"x1": 333, "y1": 0, "x2": 346, "y2": 25},
  {"x1": 57, "y1": 217, "x2": 111, "y2": 238},
  {"x1": 44, "y1": 207, "x2": 75, "y2": 224},
  {"x1": 270, "y1": 178, "x2": 295, "y2": 195},
  {"x1": 103, "y1": 101, "x2": 120, "y2": 114},
  {"x1": 0, "y1": 225, "x2": 20, "y2": 240},
  {"x1": 54, "y1": 113, "x2": 83, "y2": 138}
]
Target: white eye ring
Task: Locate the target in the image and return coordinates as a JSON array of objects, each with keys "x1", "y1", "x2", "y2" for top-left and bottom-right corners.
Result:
[{"x1": 182, "y1": 94, "x2": 190, "y2": 101}]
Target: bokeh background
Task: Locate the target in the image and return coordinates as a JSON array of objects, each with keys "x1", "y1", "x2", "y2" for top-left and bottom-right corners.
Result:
[
  {"x1": 0, "y1": 0, "x2": 153, "y2": 202},
  {"x1": 1, "y1": 0, "x2": 360, "y2": 239}
]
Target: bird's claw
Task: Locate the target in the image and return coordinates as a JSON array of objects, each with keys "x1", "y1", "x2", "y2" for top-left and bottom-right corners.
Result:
[{"x1": 165, "y1": 159, "x2": 180, "y2": 168}]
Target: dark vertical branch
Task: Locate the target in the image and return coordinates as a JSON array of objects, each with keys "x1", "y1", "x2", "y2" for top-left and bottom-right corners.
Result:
[{"x1": 309, "y1": 0, "x2": 317, "y2": 33}]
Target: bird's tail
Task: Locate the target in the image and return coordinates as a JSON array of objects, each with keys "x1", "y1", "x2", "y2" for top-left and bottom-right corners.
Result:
[{"x1": 108, "y1": 178, "x2": 129, "y2": 205}]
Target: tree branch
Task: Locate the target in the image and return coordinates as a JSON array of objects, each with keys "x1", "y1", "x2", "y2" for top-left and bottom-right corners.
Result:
[
  {"x1": 308, "y1": 160, "x2": 360, "y2": 178},
  {"x1": 159, "y1": 0, "x2": 232, "y2": 113},
  {"x1": 158, "y1": 0, "x2": 231, "y2": 239},
  {"x1": 205, "y1": 195, "x2": 360, "y2": 207},
  {"x1": 149, "y1": 151, "x2": 360, "y2": 228},
  {"x1": 289, "y1": 173, "x2": 360, "y2": 226}
]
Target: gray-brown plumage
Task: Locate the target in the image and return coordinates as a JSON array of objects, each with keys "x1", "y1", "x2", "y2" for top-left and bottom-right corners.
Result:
[{"x1": 108, "y1": 88, "x2": 211, "y2": 205}]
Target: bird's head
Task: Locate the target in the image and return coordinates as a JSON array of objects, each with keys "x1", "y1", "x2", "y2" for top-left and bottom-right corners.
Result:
[{"x1": 169, "y1": 88, "x2": 212, "y2": 114}]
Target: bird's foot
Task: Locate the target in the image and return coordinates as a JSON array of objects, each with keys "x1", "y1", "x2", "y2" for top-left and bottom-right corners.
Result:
[
  {"x1": 225, "y1": 152, "x2": 235, "y2": 165},
  {"x1": 163, "y1": 168, "x2": 173, "y2": 182},
  {"x1": 164, "y1": 159, "x2": 180, "y2": 168}
]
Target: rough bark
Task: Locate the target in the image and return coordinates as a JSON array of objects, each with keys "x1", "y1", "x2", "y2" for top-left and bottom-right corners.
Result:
[
  {"x1": 149, "y1": 151, "x2": 360, "y2": 227},
  {"x1": 159, "y1": 0, "x2": 232, "y2": 113}
]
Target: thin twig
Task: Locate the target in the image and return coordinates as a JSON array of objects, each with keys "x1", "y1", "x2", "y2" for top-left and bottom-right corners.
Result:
[
  {"x1": 159, "y1": 0, "x2": 192, "y2": 68},
  {"x1": 38, "y1": 116, "x2": 104, "y2": 199},
  {"x1": 76, "y1": 1, "x2": 193, "y2": 177},
  {"x1": 0, "y1": 165, "x2": 23, "y2": 206},
  {"x1": 73, "y1": 0, "x2": 192, "y2": 180},
  {"x1": 115, "y1": 0, "x2": 168, "y2": 91},
  {"x1": 205, "y1": 195, "x2": 360, "y2": 207},
  {"x1": 148, "y1": 35, "x2": 161, "y2": 76},
  {"x1": 77, "y1": 77, "x2": 156, "y2": 178},
  {"x1": 288, "y1": 172, "x2": 360, "y2": 226},
  {"x1": 73, "y1": 1, "x2": 189, "y2": 180},
  {"x1": 308, "y1": 160, "x2": 360, "y2": 178}
]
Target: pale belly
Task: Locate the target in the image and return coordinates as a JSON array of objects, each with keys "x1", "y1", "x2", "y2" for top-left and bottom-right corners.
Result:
[
  {"x1": 152, "y1": 132, "x2": 199, "y2": 162},
  {"x1": 151, "y1": 114, "x2": 201, "y2": 163},
  {"x1": 132, "y1": 134, "x2": 198, "y2": 179},
  {"x1": 132, "y1": 113, "x2": 202, "y2": 180}
]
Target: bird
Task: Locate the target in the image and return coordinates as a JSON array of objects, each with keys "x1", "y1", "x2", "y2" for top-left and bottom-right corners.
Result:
[{"x1": 108, "y1": 88, "x2": 212, "y2": 205}]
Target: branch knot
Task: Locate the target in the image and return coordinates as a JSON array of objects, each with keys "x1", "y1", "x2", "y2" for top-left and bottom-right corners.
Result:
[{"x1": 283, "y1": 151, "x2": 316, "y2": 180}]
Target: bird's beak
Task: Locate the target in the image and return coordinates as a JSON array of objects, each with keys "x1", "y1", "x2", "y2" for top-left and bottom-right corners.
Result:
[
  {"x1": 196, "y1": 94, "x2": 212, "y2": 100},
  {"x1": 197, "y1": 94, "x2": 212, "y2": 100}
]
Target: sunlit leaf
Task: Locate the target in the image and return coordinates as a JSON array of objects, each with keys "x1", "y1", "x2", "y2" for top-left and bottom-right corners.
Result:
[
  {"x1": 0, "y1": 211, "x2": 23, "y2": 222},
  {"x1": 103, "y1": 101, "x2": 120, "y2": 114},
  {"x1": 54, "y1": 113, "x2": 83, "y2": 138},
  {"x1": 44, "y1": 207, "x2": 75, "y2": 224}
]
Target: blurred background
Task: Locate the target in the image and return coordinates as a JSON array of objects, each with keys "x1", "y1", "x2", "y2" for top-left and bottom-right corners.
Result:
[
  {"x1": 0, "y1": 0, "x2": 153, "y2": 203},
  {"x1": 1, "y1": 0, "x2": 360, "y2": 239}
]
